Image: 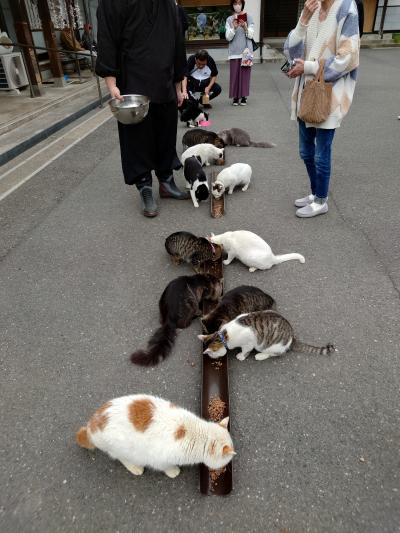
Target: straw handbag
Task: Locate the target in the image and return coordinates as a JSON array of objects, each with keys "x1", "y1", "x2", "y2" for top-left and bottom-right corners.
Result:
[{"x1": 298, "y1": 59, "x2": 333, "y2": 124}]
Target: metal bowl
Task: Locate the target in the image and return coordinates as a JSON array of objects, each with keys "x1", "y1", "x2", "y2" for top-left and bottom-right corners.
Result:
[{"x1": 108, "y1": 94, "x2": 150, "y2": 125}]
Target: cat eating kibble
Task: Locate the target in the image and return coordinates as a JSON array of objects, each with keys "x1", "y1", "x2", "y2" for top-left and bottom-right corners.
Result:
[
  {"x1": 76, "y1": 394, "x2": 235, "y2": 478},
  {"x1": 210, "y1": 230, "x2": 305, "y2": 272},
  {"x1": 165, "y1": 231, "x2": 221, "y2": 271},
  {"x1": 199, "y1": 310, "x2": 335, "y2": 361},
  {"x1": 212, "y1": 163, "x2": 252, "y2": 198},
  {"x1": 130, "y1": 274, "x2": 222, "y2": 366}
]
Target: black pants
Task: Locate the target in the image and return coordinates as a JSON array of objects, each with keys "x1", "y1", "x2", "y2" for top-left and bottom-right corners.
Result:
[
  {"x1": 187, "y1": 77, "x2": 222, "y2": 101},
  {"x1": 117, "y1": 101, "x2": 179, "y2": 185}
]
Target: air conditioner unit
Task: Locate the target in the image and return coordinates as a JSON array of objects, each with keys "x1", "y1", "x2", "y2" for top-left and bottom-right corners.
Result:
[{"x1": 0, "y1": 52, "x2": 29, "y2": 91}]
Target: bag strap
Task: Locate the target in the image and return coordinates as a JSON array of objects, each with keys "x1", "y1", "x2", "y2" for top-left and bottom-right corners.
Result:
[{"x1": 316, "y1": 59, "x2": 325, "y2": 82}]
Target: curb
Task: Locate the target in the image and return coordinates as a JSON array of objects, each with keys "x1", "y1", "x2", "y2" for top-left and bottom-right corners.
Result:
[{"x1": 0, "y1": 94, "x2": 110, "y2": 167}]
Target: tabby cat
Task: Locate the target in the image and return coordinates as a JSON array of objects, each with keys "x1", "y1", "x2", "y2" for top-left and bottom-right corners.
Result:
[
  {"x1": 201, "y1": 285, "x2": 275, "y2": 333},
  {"x1": 182, "y1": 128, "x2": 225, "y2": 149},
  {"x1": 165, "y1": 231, "x2": 221, "y2": 271},
  {"x1": 199, "y1": 310, "x2": 335, "y2": 361},
  {"x1": 131, "y1": 274, "x2": 222, "y2": 366}
]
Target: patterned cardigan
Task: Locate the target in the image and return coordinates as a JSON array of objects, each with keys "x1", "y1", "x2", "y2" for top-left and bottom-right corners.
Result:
[{"x1": 284, "y1": 0, "x2": 360, "y2": 129}]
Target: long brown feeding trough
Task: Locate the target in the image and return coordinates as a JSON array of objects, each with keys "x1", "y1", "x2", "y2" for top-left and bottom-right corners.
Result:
[
  {"x1": 199, "y1": 247, "x2": 232, "y2": 495},
  {"x1": 210, "y1": 170, "x2": 225, "y2": 219}
]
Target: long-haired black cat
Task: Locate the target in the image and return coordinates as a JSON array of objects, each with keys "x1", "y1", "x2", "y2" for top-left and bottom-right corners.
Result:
[{"x1": 130, "y1": 274, "x2": 222, "y2": 366}]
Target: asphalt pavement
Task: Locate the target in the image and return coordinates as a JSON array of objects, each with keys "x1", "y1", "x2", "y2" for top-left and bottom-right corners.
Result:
[{"x1": 1, "y1": 49, "x2": 399, "y2": 533}]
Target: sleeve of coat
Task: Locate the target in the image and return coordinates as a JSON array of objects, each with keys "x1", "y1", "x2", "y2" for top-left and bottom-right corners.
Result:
[
  {"x1": 95, "y1": 0, "x2": 125, "y2": 78},
  {"x1": 174, "y1": 6, "x2": 187, "y2": 83}
]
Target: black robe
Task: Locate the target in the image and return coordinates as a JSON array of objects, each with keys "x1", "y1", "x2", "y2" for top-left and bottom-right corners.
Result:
[{"x1": 96, "y1": 0, "x2": 186, "y2": 184}]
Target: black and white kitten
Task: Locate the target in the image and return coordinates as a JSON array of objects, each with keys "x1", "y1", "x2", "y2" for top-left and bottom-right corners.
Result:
[
  {"x1": 184, "y1": 155, "x2": 210, "y2": 207},
  {"x1": 180, "y1": 100, "x2": 208, "y2": 128}
]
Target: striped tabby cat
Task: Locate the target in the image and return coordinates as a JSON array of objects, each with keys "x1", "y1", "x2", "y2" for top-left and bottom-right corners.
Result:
[
  {"x1": 182, "y1": 129, "x2": 225, "y2": 149},
  {"x1": 165, "y1": 231, "x2": 221, "y2": 271},
  {"x1": 199, "y1": 310, "x2": 335, "y2": 361},
  {"x1": 201, "y1": 285, "x2": 275, "y2": 333}
]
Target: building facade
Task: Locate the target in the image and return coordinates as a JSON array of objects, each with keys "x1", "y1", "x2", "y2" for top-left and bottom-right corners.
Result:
[{"x1": 0, "y1": 0, "x2": 399, "y2": 95}]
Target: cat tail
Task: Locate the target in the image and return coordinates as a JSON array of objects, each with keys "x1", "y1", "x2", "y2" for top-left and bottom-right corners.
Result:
[
  {"x1": 272, "y1": 253, "x2": 305, "y2": 265},
  {"x1": 76, "y1": 426, "x2": 96, "y2": 450},
  {"x1": 130, "y1": 320, "x2": 177, "y2": 366},
  {"x1": 291, "y1": 339, "x2": 336, "y2": 355},
  {"x1": 249, "y1": 141, "x2": 276, "y2": 148}
]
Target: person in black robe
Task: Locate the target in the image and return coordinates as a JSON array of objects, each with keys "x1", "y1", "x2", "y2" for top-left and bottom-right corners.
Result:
[{"x1": 96, "y1": 0, "x2": 188, "y2": 217}]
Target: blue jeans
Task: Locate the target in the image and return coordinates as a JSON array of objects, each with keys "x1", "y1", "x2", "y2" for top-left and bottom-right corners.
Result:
[{"x1": 298, "y1": 119, "x2": 335, "y2": 200}]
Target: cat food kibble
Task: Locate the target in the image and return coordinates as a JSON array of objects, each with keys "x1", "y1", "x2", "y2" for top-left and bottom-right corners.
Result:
[{"x1": 208, "y1": 396, "x2": 226, "y2": 422}]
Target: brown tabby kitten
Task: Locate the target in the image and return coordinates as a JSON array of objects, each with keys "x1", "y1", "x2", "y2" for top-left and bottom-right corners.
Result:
[
  {"x1": 199, "y1": 310, "x2": 335, "y2": 361},
  {"x1": 165, "y1": 231, "x2": 221, "y2": 272},
  {"x1": 131, "y1": 274, "x2": 222, "y2": 366},
  {"x1": 182, "y1": 129, "x2": 225, "y2": 149},
  {"x1": 201, "y1": 285, "x2": 275, "y2": 333},
  {"x1": 217, "y1": 128, "x2": 276, "y2": 148}
]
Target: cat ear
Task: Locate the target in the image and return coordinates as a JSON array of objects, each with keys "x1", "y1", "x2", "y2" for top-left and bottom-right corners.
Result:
[
  {"x1": 198, "y1": 334, "x2": 208, "y2": 341},
  {"x1": 222, "y1": 445, "x2": 236, "y2": 456},
  {"x1": 203, "y1": 349, "x2": 212, "y2": 356},
  {"x1": 219, "y1": 417, "x2": 229, "y2": 429}
]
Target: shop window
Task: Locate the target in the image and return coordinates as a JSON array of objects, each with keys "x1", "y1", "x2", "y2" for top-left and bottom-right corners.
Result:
[{"x1": 180, "y1": 1, "x2": 231, "y2": 41}]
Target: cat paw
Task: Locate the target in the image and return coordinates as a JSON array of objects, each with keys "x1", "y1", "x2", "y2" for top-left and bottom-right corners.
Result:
[
  {"x1": 126, "y1": 464, "x2": 144, "y2": 476},
  {"x1": 249, "y1": 267, "x2": 257, "y2": 272},
  {"x1": 223, "y1": 259, "x2": 232, "y2": 266},
  {"x1": 228, "y1": 190, "x2": 234, "y2": 195},
  {"x1": 236, "y1": 353, "x2": 246, "y2": 361},
  {"x1": 165, "y1": 466, "x2": 181, "y2": 478}
]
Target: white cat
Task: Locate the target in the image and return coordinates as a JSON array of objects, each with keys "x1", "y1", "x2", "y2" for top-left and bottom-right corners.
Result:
[
  {"x1": 181, "y1": 143, "x2": 224, "y2": 167},
  {"x1": 210, "y1": 230, "x2": 305, "y2": 272},
  {"x1": 76, "y1": 394, "x2": 235, "y2": 478},
  {"x1": 212, "y1": 163, "x2": 252, "y2": 198}
]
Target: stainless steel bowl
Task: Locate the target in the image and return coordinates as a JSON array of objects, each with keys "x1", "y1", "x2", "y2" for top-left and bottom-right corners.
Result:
[{"x1": 108, "y1": 94, "x2": 150, "y2": 125}]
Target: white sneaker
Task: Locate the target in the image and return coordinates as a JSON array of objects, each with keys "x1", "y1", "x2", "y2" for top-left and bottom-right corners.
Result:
[
  {"x1": 294, "y1": 194, "x2": 315, "y2": 207},
  {"x1": 296, "y1": 201, "x2": 328, "y2": 218}
]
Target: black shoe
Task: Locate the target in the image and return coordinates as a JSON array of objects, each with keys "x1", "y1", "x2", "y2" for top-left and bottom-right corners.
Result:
[
  {"x1": 232, "y1": 98, "x2": 239, "y2": 106},
  {"x1": 139, "y1": 186, "x2": 158, "y2": 217},
  {"x1": 159, "y1": 176, "x2": 189, "y2": 200},
  {"x1": 240, "y1": 97, "x2": 247, "y2": 106}
]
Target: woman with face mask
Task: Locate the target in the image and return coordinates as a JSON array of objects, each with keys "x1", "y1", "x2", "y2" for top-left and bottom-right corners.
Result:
[{"x1": 225, "y1": 0, "x2": 255, "y2": 106}]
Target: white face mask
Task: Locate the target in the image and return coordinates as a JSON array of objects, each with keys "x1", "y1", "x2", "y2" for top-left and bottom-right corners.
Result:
[{"x1": 233, "y1": 4, "x2": 242, "y2": 13}]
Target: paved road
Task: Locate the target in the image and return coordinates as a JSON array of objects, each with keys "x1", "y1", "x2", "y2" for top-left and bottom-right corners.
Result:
[{"x1": 1, "y1": 49, "x2": 399, "y2": 533}]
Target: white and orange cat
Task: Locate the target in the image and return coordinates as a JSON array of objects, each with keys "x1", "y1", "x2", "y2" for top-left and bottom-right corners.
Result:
[{"x1": 76, "y1": 394, "x2": 235, "y2": 478}]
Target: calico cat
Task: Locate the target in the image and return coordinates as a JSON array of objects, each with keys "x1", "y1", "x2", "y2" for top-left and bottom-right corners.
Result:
[
  {"x1": 199, "y1": 310, "x2": 335, "y2": 361},
  {"x1": 210, "y1": 231, "x2": 305, "y2": 272},
  {"x1": 76, "y1": 394, "x2": 235, "y2": 478},
  {"x1": 201, "y1": 285, "x2": 275, "y2": 333},
  {"x1": 181, "y1": 143, "x2": 224, "y2": 167},
  {"x1": 165, "y1": 231, "x2": 221, "y2": 270},
  {"x1": 184, "y1": 156, "x2": 209, "y2": 207},
  {"x1": 130, "y1": 274, "x2": 222, "y2": 366},
  {"x1": 182, "y1": 129, "x2": 225, "y2": 149},
  {"x1": 212, "y1": 163, "x2": 252, "y2": 198},
  {"x1": 217, "y1": 128, "x2": 276, "y2": 148}
]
